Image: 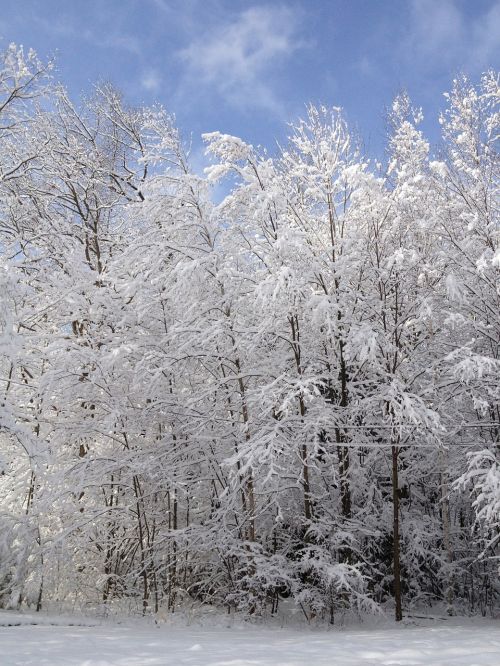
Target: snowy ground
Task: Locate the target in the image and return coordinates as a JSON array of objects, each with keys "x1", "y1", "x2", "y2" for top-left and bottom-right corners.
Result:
[{"x1": 1, "y1": 612, "x2": 499, "y2": 665}]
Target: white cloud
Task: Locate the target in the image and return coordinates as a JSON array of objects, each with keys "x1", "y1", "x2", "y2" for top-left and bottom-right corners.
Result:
[
  {"x1": 408, "y1": 0, "x2": 500, "y2": 72},
  {"x1": 141, "y1": 69, "x2": 162, "y2": 92},
  {"x1": 32, "y1": 14, "x2": 78, "y2": 39},
  {"x1": 31, "y1": 9, "x2": 142, "y2": 57},
  {"x1": 178, "y1": 6, "x2": 303, "y2": 114},
  {"x1": 79, "y1": 29, "x2": 142, "y2": 56},
  {"x1": 150, "y1": 0, "x2": 199, "y2": 32},
  {"x1": 357, "y1": 55, "x2": 378, "y2": 79},
  {"x1": 100, "y1": 33, "x2": 142, "y2": 56},
  {"x1": 471, "y1": 2, "x2": 500, "y2": 70},
  {"x1": 409, "y1": 0, "x2": 464, "y2": 60}
]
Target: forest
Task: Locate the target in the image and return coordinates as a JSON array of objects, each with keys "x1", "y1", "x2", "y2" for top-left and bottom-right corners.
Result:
[{"x1": 0, "y1": 45, "x2": 498, "y2": 624}]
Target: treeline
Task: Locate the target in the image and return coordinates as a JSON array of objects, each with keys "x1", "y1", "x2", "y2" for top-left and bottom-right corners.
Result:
[{"x1": 0, "y1": 45, "x2": 498, "y2": 621}]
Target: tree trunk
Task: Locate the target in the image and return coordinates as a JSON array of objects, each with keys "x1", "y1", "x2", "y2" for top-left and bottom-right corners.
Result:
[
  {"x1": 290, "y1": 314, "x2": 313, "y2": 523},
  {"x1": 440, "y1": 450, "x2": 454, "y2": 614},
  {"x1": 392, "y1": 444, "x2": 402, "y2": 621}
]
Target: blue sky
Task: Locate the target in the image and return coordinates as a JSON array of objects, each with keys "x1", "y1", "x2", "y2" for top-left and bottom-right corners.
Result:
[{"x1": 1, "y1": 0, "x2": 499, "y2": 160}]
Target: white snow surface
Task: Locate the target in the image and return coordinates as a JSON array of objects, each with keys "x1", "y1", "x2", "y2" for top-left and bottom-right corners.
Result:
[{"x1": 1, "y1": 612, "x2": 499, "y2": 665}]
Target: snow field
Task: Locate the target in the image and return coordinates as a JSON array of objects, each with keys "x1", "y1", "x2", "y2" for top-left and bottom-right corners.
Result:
[{"x1": 1, "y1": 614, "x2": 500, "y2": 665}]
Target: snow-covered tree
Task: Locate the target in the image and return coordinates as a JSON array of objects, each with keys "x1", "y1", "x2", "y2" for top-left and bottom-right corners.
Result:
[{"x1": 0, "y1": 44, "x2": 498, "y2": 620}]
